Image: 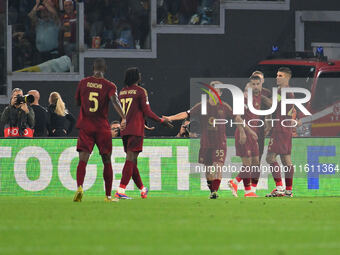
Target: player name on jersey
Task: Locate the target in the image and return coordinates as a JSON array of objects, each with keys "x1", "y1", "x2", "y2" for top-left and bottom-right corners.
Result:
[
  {"x1": 87, "y1": 82, "x2": 103, "y2": 89},
  {"x1": 120, "y1": 90, "x2": 137, "y2": 95}
]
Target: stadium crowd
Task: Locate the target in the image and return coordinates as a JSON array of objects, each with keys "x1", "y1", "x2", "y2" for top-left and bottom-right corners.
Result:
[
  {"x1": 157, "y1": 0, "x2": 220, "y2": 25},
  {"x1": 8, "y1": 0, "x2": 152, "y2": 72},
  {"x1": 6, "y1": 0, "x2": 223, "y2": 73}
]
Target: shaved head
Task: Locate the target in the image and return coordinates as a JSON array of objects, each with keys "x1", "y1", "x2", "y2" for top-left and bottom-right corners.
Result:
[
  {"x1": 93, "y1": 58, "x2": 106, "y2": 72},
  {"x1": 28, "y1": 90, "x2": 40, "y2": 105}
]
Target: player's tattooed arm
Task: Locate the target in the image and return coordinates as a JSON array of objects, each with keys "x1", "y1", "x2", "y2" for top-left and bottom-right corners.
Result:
[{"x1": 110, "y1": 94, "x2": 126, "y2": 130}]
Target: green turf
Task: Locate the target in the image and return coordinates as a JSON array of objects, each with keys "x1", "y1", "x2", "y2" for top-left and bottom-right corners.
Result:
[{"x1": 1, "y1": 196, "x2": 340, "y2": 255}]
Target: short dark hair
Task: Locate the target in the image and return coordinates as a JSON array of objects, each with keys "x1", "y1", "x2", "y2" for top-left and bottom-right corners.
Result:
[
  {"x1": 93, "y1": 58, "x2": 106, "y2": 72},
  {"x1": 110, "y1": 120, "x2": 120, "y2": 125},
  {"x1": 124, "y1": 67, "x2": 140, "y2": 86},
  {"x1": 249, "y1": 75, "x2": 262, "y2": 81},
  {"x1": 278, "y1": 67, "x2": 292, "y2": 77}
]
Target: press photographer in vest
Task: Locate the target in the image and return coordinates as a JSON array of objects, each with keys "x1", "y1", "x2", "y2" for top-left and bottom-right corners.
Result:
[{"x1": 1, "y1": 88, "x2": 35, "y2": 137}]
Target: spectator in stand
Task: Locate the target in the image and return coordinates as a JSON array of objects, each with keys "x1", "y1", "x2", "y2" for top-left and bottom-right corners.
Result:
[
  {"x1": 157, "y1": 0, "x2": 167, "y2": 24},
  {"x1": 165, "y1": 0, "x2": 180, "y2": 24},
  {"x1": 60, "y1": 0, "x2": 77, "y2": 57},
  {"x1": 114, "y1": 20, "x2": 134, "y2": 49},
  {"x1": 85, "y1": 0, "x2": 106, "y2": 44},
  {"x1": 199, "y1": 0, "x2": 219, "y2": 25},
  {"x1": 176, "y1": 119, "x2": 190, "y2": 138},
  {"x1": 179, "y1": 0, "x2": 198, "y2": 24},
  {"x1": 12, "y1": 27, "x2": 35, "y2": 70},
  {"x1": 28, "y1": 0, "x2": 60, "y2": 64},
  {"x1": 47, "y1": 91, "x2": 75, "y2": 136},
  {"x1": 28, "y1": 90, "x2": 48, "y2": 137},
  {"x1": 129, "y1": 0, "x2": 150, "y2": 49}
]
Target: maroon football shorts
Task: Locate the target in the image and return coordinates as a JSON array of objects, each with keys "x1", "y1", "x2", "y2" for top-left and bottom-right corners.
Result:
[
  {"x1": 122, "y1": 135, "x2": 144, "y2": 153},
  {"x1": 235, "y1": 130, "x2": 259, "y2": 158},
  {"x1": 77, "y1": 128, "x2": 112, "y2": 155},
  {"x1": 268, "y1": 131, "x2": 292, "y2": 155},
  {"x1": 199, "y1": 147, "x2": 227, "y2": 166}
]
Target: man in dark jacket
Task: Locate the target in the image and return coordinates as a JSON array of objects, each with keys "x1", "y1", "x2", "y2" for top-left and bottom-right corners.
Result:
[
  {"x1": 1, "y1": 88, "x2": 35, "y2": 137},
  {"x1": 28, "y1": 90, "x2": 48, "y2": 137}
]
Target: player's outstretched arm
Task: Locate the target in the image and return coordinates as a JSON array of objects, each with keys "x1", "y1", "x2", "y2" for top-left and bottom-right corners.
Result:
[
  {"x1": 163, "y1": 112, "x2": 189, "y2": 122},
  {"x1": 139, "y1": 89, "x2": 173, "y2": 128},
  {"x1": 110, "y1": 94, "x2": 126, "y2": 130}
]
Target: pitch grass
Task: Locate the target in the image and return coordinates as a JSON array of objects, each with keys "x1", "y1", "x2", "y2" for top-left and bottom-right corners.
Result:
[{"x1": 1, "y1": 196, "x2": 340, "y2": 255}]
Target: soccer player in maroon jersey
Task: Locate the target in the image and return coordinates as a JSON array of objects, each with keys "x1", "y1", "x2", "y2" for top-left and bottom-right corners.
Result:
[
  {"x1": 264, "y1": 67, "x2": 295, "y2": 197},
  {"x1": 228, "y1": 75, "x2": 264, "y2": 197},
  {"x1": 228, "y1": 71, "x2": 272, "y2": 196},
  {"x1": 115, "y1": 67, "x2": 173, "y2": 199},
  {"x1": 164, "y1": 81, "x2": 257, "y2": 199},
  {"x1": 73, "y1": 58, "x2": 126, "y2": 202}
]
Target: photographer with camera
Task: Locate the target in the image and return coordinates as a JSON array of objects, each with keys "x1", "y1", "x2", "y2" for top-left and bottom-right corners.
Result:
[
  {"x1": 1, "y1": 88, "x2": 35, "y2": 138},
  {"x1": 110, "y1": 120, "x2": 121, "y2": 138},
  {"x1": 176, "y1": 119, "x2": 198, "y2": 138}
]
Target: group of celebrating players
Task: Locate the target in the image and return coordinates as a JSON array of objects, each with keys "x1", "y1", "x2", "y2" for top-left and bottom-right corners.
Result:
[{"x1": 73, "y1": 58, "x2": 295, "y2": 202}]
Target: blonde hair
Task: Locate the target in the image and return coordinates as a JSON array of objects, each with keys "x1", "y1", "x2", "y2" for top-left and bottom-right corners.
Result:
[{"x1": 49, "y1": 92, "x2": 66, "y2": 116}]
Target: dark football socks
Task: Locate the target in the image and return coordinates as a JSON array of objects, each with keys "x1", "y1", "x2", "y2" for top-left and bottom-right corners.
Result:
[
  {"x1": 103, "y1": 162, "x2": 113, "y2": 196},
  {"x1": 76, "y1": 160, "x2": 87, "y2": 187}
]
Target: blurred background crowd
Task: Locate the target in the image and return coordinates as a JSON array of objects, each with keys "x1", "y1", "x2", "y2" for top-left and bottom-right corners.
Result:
[{"x1": 5, "y1": 0, "x2": 220, "y2": 73}]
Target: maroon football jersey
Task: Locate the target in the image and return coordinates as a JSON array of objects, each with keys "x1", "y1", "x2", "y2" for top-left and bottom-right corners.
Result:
[
  {"x1": 119, "y1": 84, "x2": 161, "y2": 137},
  {"x1": 244, "y1": 92, "x2": 262, "y2": 134},
  {"x1": 189, "y1": 102, "x2": 233, "y2": 149},
  {"x1": 273, "y1": 87, "x2": 294, "y2": 134},
  {"x1": 75, "y1": 76, "x2": 117, "y2": 131}
]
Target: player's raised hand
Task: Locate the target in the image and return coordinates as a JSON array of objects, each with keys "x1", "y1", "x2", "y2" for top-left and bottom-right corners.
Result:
[
  {"x1": 162, "y1": 115, "x2": 171, "y2": 121},
  {"x1": 160, "y1": 117, "x2": 174, "y2": 128},
  {"x1": 239, "y1": 130, "x2": 246, "y2": 145},
  {"x1": 120, "y1": 118, "x2": 126, "y2": 131}
]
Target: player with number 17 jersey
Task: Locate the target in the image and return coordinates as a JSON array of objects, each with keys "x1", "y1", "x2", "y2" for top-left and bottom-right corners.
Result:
[{"x1": 119, "y1": 84, "x2": 160, "y2": 140}]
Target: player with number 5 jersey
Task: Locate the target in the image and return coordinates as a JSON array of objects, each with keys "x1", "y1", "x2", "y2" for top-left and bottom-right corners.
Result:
[{"x1": 74, "y1": 58, "x2": 126, "y2": 203}]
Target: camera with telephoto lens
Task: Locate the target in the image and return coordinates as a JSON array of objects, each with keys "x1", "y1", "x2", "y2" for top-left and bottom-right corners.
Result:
[
  {"x1": 113, "y1": 127, "x2": 120, "y2": 137},
  {"x1": 15, "y1": 94, "x2": 35, "y2": 105}
]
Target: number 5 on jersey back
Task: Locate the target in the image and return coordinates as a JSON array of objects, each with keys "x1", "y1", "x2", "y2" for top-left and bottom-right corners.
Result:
[{"x1": 89, "y1": 92, "x2": 99, "y2": 112}]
